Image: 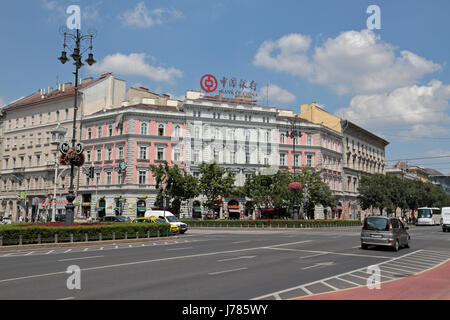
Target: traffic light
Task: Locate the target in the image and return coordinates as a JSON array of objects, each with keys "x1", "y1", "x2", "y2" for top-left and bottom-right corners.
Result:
[{"x1": 89, "y1": 167, "x2": 95, "y2": 179}]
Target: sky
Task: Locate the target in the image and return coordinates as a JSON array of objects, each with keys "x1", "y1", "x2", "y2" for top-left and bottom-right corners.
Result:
[{"x1": 0, "y1": 0, "x2": 449, "y2": 173}]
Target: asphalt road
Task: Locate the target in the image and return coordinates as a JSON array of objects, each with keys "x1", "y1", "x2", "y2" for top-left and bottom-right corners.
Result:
[{"x1": 0, "y1": 225, "x2": 448, "y2": 300}]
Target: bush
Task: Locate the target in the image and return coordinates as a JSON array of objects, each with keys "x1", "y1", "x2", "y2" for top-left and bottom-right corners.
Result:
[
  {"x1": 0, "y1": 223, "x2": 172, "y2": 246},
  {"x1": 181, "y1": 219, "x2": 361, "y2": 228}
]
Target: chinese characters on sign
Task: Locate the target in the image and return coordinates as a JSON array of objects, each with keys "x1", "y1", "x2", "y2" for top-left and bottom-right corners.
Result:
[{"x1": 201, "y1": 74, "x2": 258, "y2": 98}]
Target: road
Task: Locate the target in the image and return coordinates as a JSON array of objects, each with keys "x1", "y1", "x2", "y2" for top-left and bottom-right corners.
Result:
[{"x1": 0, "y1": 225, "x2": 448, "y2": 300}]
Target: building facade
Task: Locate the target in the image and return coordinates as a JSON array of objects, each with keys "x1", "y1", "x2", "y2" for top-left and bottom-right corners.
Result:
[{"x1": 0, "y1": 74, "x2": 126, "y2": 222}]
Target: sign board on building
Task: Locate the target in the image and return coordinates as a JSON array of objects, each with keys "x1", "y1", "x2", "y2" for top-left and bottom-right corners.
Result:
[{"x1": 200, "y1": 74, "x2": 258, "y2": 98}]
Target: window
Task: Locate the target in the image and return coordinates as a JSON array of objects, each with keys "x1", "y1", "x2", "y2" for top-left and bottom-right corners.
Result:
[
  {"x1": 21, "y1": 136, "x2": 25, "y2": 148},
  {"x1": 140, "y1": 122, "x2": 148, "y2": 135},
  {"x1": 280, "y1": 133, "x2": 285, "y2": 144},
  {"x1": 213, "y1": 149, "x2": 220, "y2": 162},
  {"x1": 86, "y1": 150, "x2": 91, "y2": 162},
  {"x1": 158, "y1": 124, "x2": 165, "y2": 136},
  {"x1": 157, "y1": 147, "x2": 165, "y2": 161},
  {"x1": 95, "y1": 172, "x2": 101, "y2": 185},
  {"x1": 139, "y1": 146, "x2": 148, "y2": 160},
  {"x1": 229, "y1": 152, "x2": 236, "y2": 164},
  {"x1": 97, "y1": 126, "x2": 102, "y2": 138},
  {"x1": 24, "y1": 117, "x2": 28, "y2": 127},
  {"x1": 13, "y1": 136, "x2": 17, "y2": 149},
  {"x1": 139, "y1": 171, "x2": 147, "y2": 185},
  {"x1": 245, "y1": 152, "x2": 250, "y2": 164},
  {"x1": 56, "y1": 111, "x2": 60, "y2": 122},
  {"x1": 280, "y1": 154, "x2": 286, "y2": 166},
  {"x1": 265, "y1": 131, "x2": 270, "y2": 143},
  {"x1": 307, "y1": 154, "x2": 314, "y2": 167},
  {"x1": 106, "y1": 172, "x2": 112, "y2": 185},
  {"x1": 4, "y1": 158, "x2": 9, "y2": 169},
  {"x1": 6, "y1": 138, "x2": 10, "y2": 150},
  {"x1": 193, "y1": 150, "x2": 200, "y2": 163},
  {"x1": 96, "y1": 149, "x2": 102, "y2": 161},
  {"x1": 195, "y1": 127, "x2": 200, "y2": 139},
  {"x1": 87, "y1": 128, "x2": 92, "y2": 140},
  {"x1": 36, "y1": 155, "x2": 41, "y2": 167},
  {"x1": 28, "y1": 156, "x2": 32, "y2": 167},
  {"x1": 174, "y1": 149, "x2": 181, "y2": 162},
  {"x1": 37, "y1": 133, "x2": 42, "y2": 145},
  {"x1": 117, "y1": 172, "x2": 124, "y2": 185},
  {"x1": 107, "y1": 147, "x2": 113, "y2": 161},
  {"x1": 307, "y1": 134, "x2": 312, "y2": 146},
  {"x1": 294, "y1": 154, "x2": 300, "y2": 167},
  {"x1": 174, "y1": 125, "x2": 181, "y2": 137},
  {"x1": 20, "y1": 156, "x2": 24, "y2": 167},
  {"x1": 46, "y1": 132, "x2": 50, "y2": 144},
  {"x1": 39, "y1": 114, "x2": 43, "y2": 124},
  {"x1": 117, "y1": 146, "x2": 124, "y2": 160},
  {"x1": 245, "y1": 130, "x2": 250, "y2": 142},
  {"x1": 108, "y1": 125, "x2": 113, "y2": 137}
]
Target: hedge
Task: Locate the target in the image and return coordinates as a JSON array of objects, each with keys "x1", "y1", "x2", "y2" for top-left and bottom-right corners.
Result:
[
  {"x1": 0, "y1": 223, "x2": 172, "y2": 246},
  {"x1": 181, "y1": 219, "x2": 362, "y2": 228}
]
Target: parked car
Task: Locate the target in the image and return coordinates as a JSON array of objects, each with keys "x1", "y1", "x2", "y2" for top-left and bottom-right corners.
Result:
[
  {"x1": 441, "y1": 207, "x2": 450, "y2": 232},
  {"x1": 101, "y1": 216, "x2": 131, "y2": 223},
  {"x1": 361, "y1": 216, "x2": 410, "y2": 251},
  {"x1": 131, "y1": 217, "x2": 179, "y2": 234},
  {"x1": 144, "y1": 210, "x2": 188, "y2": 234}
]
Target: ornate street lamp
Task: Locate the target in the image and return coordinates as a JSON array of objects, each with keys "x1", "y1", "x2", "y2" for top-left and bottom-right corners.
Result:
[
  {"x1": 58, "y1": 27, "x2": 97, "y2": 225},
  {"x1": 286, "y1": 117, "x2": 302, "y2": 219}
]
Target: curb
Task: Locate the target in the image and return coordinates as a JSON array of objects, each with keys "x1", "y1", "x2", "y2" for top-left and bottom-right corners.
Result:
[{"x1": 0, "y1": 236, "x2": 179, "y2": 252}]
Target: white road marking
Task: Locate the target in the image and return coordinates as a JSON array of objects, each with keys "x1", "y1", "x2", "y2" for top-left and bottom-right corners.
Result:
[
  {"x1": 64, "y1": 249, "x2": 72, "y2": 253},
  {"x1": 217, "y1": 256, "x2": 256, "y2": 262},
  {"x1": 208, "y1": 267, "x2": 248, "y2": 276},
  {"x1": 45, "y1": 250, "x2": 54, "y2": 255},
  {"x1": 301, "y1": 262, "x2": 335, "y2": 270},
  {"x1": 167, "y1": 247, "x2": 193, "y2": 251},
  {"x1": 58, "y1": 256, "x2": 104, "y2": 262},
  {"x1": 335, "y1": 277, "x2": 360, "y2": 286},
  {"x1": 25, "y1": 252, "x2": 34, "y2": 256},
  {"x1": 58, "y1": 297, "x2": 75, "y2": 300},
  {"x1": 321, "y1": 281, "x2": 339, "y2": 291}
]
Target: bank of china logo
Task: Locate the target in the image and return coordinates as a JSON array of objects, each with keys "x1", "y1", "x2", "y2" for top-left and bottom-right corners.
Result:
[{"x1": 200, "y1": 74, "x2": 218, "y2": 93}]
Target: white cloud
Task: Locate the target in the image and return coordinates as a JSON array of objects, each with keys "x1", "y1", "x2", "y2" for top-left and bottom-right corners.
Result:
[
  {"x1": 119, "y1": 2, "x2": 183, "y2": 29},
  {"x1": 335, "y1": 80, "x2": 450, "y2": 133},
  {"x1": 260, "y1": 84, "x2": 296, "y2": 105},
  {"x1": 254, "y1": 30, "x2": 441, "y2": 95},
  {"x1": 89, "y1": 53, "x2": 183, "y2": 84}
]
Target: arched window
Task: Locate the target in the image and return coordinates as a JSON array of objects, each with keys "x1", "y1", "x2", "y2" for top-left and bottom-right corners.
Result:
[
  {"x1": 175, "y1": 125, "x2": 181, "y2": 137},
  {"x1": 280, "y1": 133, "x2": 285, "y2": 144},
  {"x1": 87, "y1": 128, "x2": 92, "y2": 140},
  {"x1": 97, "y1": 126, "x2": 102, "y2": 138},
  {"x1": 158, "y1": 124, "x2": 165, "y2": 137},
  {"x1": 140, "y1": 122, "x2": 148, "y2": 135}
]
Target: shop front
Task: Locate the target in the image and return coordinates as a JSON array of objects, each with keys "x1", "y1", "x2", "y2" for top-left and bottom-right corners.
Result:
[
  {"x1": 137, "y1": 197, "x2": 147, "y2": 218},
  {"x1": 227, "y1": 200, "x2": 240, "y2": 220},
  {"x1": 192, "y1": 200, "x2": 202, "y2": 219}
]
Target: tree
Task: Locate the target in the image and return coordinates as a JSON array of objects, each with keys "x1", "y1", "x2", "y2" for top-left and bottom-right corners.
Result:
[
  {"x1": 150, "y1": 162, "x2": 199, "y2": 216},
  {"x1": 198, "y1": 162, "x2": 235, "y2": 212},
  {"x1": 358, "y1": 174, "x2": 393, "y2": 215}
]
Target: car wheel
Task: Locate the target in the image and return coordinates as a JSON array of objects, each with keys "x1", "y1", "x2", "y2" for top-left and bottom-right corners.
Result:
[{"x1": 393, "y1": 240, "x2": 400, "y2": 252}]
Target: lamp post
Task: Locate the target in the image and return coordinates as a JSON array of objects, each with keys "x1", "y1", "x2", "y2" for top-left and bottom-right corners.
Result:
[
  {"x1": 58, "y1": 27, "x2": 96, "y2": 225},
  {"x1": 286, "y1": 117, "x2": 302, "y2": 219}
]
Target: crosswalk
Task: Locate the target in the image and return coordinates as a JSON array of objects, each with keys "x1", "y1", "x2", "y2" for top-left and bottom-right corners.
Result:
[
  {"x1": 253, "y1": 249, "x2": 450, "y2": 300},
  {"x1": 0, "y1": 238, "x2": 204, "y2": 258}
]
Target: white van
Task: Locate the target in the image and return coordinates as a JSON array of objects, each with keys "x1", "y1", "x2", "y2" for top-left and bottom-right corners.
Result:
[
  {"x1": 441, "y1": 207, "x2": 450, "y2": 232},
  {"x1": 145, "y1": 210, "x2": 188, "y2": 234}
]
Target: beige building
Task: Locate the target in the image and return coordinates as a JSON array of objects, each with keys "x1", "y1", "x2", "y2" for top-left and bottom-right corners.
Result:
[
  {"x1": 0, "y1": 73, "x2": 126, "y2": 222},
  {"x1": 341, "y1": 120, "x2": 389, "y2": 219}
]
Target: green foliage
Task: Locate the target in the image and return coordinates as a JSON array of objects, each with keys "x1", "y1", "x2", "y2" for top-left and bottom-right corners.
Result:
[
  {"x1": 198, "y1": 162, "x2": 236, "y2": 210},
  {"x1": 150, "y1": 162, "x2": 200, "y2": 215},
  {"x1": 0, "y1": 223, "x2": 171, "y2": 246},
  {"x1": 358, "y1": 174, "x2": 450, "y2": 214}
]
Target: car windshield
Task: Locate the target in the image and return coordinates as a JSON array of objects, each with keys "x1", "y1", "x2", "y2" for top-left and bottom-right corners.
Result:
[
  {"x1": 364, "y1": 217, "x2": 389, "y2": 231},
  {"x1": 418, "y1": 209, "x2": 432, "y2": 218},
  {"x1": 135, "y1": 219, "x2": 152, "y2": 223},
  {"x1": 117, "y1": 217, "x2": 130, "y2": 222},
  {"x1": 166, "y1": 216, "x2": 179, "y2": 222},
  {"x1": 152, "y1": 219, "x2": 166, "y2": 223}
]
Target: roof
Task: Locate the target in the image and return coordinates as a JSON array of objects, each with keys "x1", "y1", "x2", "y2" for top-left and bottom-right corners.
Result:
[
  {"x1": 90, "y1": 103, "x2": 181, "y2": 116},
  {"x1": 3, "y1": 77, "x2": 104, "y2": 111},
  {"x1": 342, "y1": 120, "x2": 390, "y2": 146}
]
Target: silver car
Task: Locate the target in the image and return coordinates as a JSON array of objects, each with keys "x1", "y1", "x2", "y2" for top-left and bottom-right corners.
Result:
[{"x1": 361, "y1": 216, "x2": 410, "y2": 251}]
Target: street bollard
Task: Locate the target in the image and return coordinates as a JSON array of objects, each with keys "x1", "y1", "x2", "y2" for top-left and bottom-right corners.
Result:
[
  {"x1": 38, "y1": 234, "x2": 41, "y2": 244},
  {"x1": 112, "y1": 232, "x2": 116, "y2": 241},
  {"x1": 157, "y1": 230, "x2": 160, "y2": 238},
  {"x1": 85, "y1": 233, "x2": 88, "y2": 242},
  {"x1": 136, "y1": 232, "x2": 139, "y2": 239},
  {"x1": 147, "y1": 231, "x2": 150, "y2": 239},
  {"x1": 125, "y1": 232, "x2": 128, "y2": 240},
  {"x1": 19, "y1": 235, "x2": 23, "y2": 246},
  {"x1": 99, "y1": 233, "x2": 102, "y2": 241},
  {"x1": 55, "y1": 234, "x2": 58, "y2": 244},
  {"x1": 70, "y1": 234, "x2": 74, "y2": 243},
  {"x1": 0, "y1": 236, "x2": 2, "y2": 246}
]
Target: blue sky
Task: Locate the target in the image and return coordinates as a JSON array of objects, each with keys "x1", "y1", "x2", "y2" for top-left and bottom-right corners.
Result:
[{"x1": 0, "y1": 0, "x2": 449, "y2": 173}]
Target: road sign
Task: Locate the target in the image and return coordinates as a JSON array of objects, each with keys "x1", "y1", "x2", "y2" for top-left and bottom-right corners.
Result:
[
  {"x1": 59, "y1": 142, "x2": 70, "y2": 155},
  {"x1": 161, "y1": 182, "x2": 168, "y2": 192},
  {"x1": 75, "y1": 142, "x2": 85, "y2": 155},
  {"x1": 119, "y1": 161, "x2": 127, "y2": 170}
]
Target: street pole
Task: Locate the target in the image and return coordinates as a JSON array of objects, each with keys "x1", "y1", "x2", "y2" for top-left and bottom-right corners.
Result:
[{"x1": 52, "y1": 162, "x2": 58, "y2": 222}]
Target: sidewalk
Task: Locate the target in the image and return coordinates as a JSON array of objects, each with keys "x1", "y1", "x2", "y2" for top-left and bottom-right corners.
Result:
[{"x1": 298, "y1": 260, "x2": 450, "y2": 300}]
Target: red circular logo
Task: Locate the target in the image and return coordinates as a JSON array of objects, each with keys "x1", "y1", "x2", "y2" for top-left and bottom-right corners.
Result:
[{"x1": 200, "y1": 74, "x2": 218, "y2": 93}]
